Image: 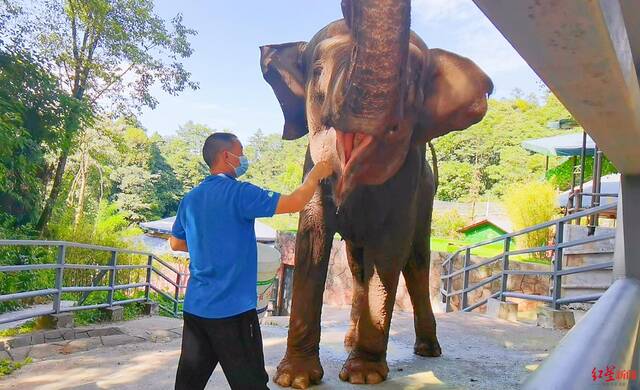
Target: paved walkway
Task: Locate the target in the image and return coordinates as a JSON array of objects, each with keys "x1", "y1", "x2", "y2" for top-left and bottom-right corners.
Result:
[{"x1": 0, "y1": 307, "x2": 567, "y2": 389}]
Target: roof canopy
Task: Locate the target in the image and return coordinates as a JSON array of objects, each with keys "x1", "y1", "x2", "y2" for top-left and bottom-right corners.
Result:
[
  {"x1": 140, "y1": 216, "x2": 278, "y2": 243},
  {"x1": 521, "y1": 133, "x2": 596, "y2": 157},
  {"x1": 557, "y1": 174, "x2": 620, "y2": 206}
]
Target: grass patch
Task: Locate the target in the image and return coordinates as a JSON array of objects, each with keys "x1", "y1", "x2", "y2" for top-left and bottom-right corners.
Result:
[
  {"x1": 61, "y1": 290, "x2": 147, "y2": 326},
  {"x1": 430, "y1": 236, "x2": 551, "y2": 264},
  {"x1": 0, "y1": 320, "x2": 38, "y2": 338},
  {"x1": 0, "y1": 357, "x2": 32, "y2": 377}
]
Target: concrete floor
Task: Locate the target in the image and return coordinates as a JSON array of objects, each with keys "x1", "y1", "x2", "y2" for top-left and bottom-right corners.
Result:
[{"x1": 0, "y1": 307, "x2": 567, "y2": 389}]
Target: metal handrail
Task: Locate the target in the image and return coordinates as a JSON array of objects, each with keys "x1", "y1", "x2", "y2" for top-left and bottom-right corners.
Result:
[
  {"x1": 440, "y1": 202, "x2": 617, "y2": 312},
  {"x1": 0, "y1": 240, "x2": 187, "y2": 323},
  {"x1": 442, "y1": 202, "x2": 617, "y2": 266}
]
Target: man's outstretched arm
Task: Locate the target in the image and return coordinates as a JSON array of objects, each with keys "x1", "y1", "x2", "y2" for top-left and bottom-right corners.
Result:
[
  {"x1": 169, "y1": 236, "x2": 188, "y2": 252},
  {"x1": 275, "y1": 161, "x2": 333, "y2": 214}
]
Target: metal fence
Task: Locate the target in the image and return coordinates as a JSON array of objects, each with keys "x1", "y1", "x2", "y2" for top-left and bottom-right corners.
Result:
[
  {"x1": 440, "y1": 202, "x2": 617, "y2": 312},
  {"x1": 0, "y1": 240, "x2": 187, "y2": 324}
]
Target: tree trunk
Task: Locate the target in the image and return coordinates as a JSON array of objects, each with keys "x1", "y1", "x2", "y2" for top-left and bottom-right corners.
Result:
[
  {"x1": 73, "y1": 155, "x2": 88, "y2": 230},
  {"x1": 36, "y1": 148, "x2": 70, "y2": 235}
]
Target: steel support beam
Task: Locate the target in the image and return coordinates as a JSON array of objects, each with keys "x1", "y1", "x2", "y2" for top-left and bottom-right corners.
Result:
[
  {"x1": 473, "y1": 0, "x2": 640, "y2": 174},
  {"x1": 523, "y1": 278, "x2": 640, "y2": 389},
  {"x1": 614, "y1": 175, "x2": 640, "y2": 280},
  {"x1": 620, "y1": 0, "x2": 640, "y2": 78}
]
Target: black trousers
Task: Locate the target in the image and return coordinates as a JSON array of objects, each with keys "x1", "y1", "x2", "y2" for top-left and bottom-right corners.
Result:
[{"x1": 175, "y1": 309, "x2": 269, "y2": 390}]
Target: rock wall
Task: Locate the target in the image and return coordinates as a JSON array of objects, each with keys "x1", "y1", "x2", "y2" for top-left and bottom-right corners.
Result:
[{"x1": 276, "y1": 233, "x2": 550, "y2": 313}]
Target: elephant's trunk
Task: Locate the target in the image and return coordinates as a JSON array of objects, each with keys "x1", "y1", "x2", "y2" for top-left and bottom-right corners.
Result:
[{"x1": 334, "y1": 0, "x2": 411, "y2": 135}]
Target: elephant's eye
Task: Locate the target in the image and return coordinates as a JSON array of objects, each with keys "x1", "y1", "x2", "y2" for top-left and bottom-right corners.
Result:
[{"x1": 314, "y1": 91, "x2": 326, "y2": 103}]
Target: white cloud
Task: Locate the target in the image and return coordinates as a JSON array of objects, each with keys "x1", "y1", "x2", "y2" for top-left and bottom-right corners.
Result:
[{"x1": 412, "y1": 0, "x2": 537, "y2": 84}]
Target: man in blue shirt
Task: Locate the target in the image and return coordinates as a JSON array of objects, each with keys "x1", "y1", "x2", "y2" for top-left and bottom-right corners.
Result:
[{"x1": 170, "y1": 132, "x2": 332, "y2": 390}]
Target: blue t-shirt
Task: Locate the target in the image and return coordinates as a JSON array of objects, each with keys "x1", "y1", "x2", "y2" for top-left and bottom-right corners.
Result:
[{"x1": 171, "y1": 174, "x2": 281, "y2": 319}]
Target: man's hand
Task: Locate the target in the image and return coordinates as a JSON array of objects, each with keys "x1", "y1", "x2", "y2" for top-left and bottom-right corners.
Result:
[
  {"x1": 307, "y1": 161, "x2": 333, "y2": 183},
  {"x1": 169, "y1": 236, "x2": 188, "y2": 252},
  {"x1": 275, "y1": 161, "x2": 334, "y2": 214}
]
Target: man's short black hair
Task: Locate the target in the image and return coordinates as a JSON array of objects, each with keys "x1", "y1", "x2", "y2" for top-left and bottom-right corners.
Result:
[{"x1": 202, "y1": 132, "x2": 238, "y2": 168}]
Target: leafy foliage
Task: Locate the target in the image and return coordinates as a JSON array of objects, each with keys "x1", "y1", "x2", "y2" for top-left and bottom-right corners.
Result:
[
  {"x1": 433, "y1": 95, "x2": 578, "y2": 201},
  {"x1": 0, "y1": 357, "x2": 32, "y2": 377},
  {"x1": 0, "y1": 48, "x2": 91, "y2": 226},
  {"x1": 546, "y1": 154, "x2": 618, "y2": 190},
  {"x1": 431, "y1": 209, "x2": 469, "y2": 239},
  {"x1": 504, "y1": 181, "x2": 559, "y2": 258}
]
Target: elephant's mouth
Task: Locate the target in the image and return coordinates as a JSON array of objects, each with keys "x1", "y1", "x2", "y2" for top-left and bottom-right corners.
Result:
[
  {"x1": 334, "y1": 129, "x2": 374, "y2": 172},
  {"x1": 333, "y1": 128, "x2": 375, "y2": 205}
]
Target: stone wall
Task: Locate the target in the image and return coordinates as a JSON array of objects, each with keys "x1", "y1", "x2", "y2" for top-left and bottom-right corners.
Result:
[{"x1": 276, "y1": 233, "x2": 550, "y2": 313}]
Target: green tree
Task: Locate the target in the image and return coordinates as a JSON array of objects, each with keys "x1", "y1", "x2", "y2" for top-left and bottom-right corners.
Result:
[
  {"x1": 161, "y1": 122, "x2": 210, "y2": 192},
  {"x1": 5, "y1": 0, "x2": 199, "y2": 232},
  {"x1": 0, "y1": 48, "x2": 90, "y2": 227},
  {"x1": 108, "y1": 122, "x2": 160, "y2": 223},
  {"x1": 149, "y1": 133, "x2": 183, "y2": 217},
  {"x1": 433, "y1": 93, "x2": 575, "y2": 201}
]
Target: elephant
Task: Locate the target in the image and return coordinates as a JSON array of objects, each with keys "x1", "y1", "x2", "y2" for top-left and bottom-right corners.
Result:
[{"x1": 260, "y1": 0, "x2": 493, "y2": 387}]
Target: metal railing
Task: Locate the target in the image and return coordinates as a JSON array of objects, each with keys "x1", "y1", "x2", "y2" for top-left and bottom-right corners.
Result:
[
  {"x1": 440, "y1": 202, "x2": 617, "y2": 312},
  {"x1": 0, "y1": 240, "x2": 187, "y2": 324}
]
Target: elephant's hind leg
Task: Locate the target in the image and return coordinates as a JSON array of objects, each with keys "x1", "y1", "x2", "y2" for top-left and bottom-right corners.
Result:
[
  {"x1": 344, "y1": 242, "x2": 365, "y2": 350},
  {"x1": 403, "y1": 250, "x2": 442, "y2": 357}
]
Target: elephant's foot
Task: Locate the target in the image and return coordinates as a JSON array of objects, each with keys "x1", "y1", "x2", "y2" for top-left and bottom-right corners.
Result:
[
  {"x1": 274, "y1": 354, "x2": 324, "y2": 389},
  {"x1": 414, "y1": 335, "x2": 442, "y2": 357},
  {"x1": 339, "y1": 350, "x2": 389, "y2": 385}
]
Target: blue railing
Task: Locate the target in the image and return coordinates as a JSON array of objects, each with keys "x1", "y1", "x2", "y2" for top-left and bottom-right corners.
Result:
[
  {"x1": 0, "y1": 240, "x2": 187, "y2": 323},
  {"x1": 440, "y1": 202, "x2": 617, "y2": 312}
]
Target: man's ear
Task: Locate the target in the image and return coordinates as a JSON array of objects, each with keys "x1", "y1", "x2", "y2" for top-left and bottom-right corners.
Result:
[
  {"x1": 414, "y1": 48, "x2": 494, "y2": 143},
  {"x1": 260, "y1": 42, "x2": 308, "y2": 140}
]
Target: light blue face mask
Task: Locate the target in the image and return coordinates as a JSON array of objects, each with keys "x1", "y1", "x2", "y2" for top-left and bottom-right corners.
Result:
[{"x1": 227, "y1": 152, "x2": 249, "y2": 178}]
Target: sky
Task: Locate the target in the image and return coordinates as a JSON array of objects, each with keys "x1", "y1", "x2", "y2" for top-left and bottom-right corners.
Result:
[{"x1": 141, "y1": 0, "x2": 544, "y2": 142}]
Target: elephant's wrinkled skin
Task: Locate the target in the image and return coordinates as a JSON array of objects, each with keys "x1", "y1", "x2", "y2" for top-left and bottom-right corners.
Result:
[{"x1": 260, "y1": 1, "x2": 492, "y2": 388}]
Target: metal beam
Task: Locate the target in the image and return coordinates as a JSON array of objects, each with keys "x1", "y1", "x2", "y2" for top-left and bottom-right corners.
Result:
[
  {"x1": 473, "y1": 0, "x2": 640, "y2": 174},
  {"x1": 523, "y1": 278, "x2": 640, "y2": 389},
  {"x1": 614, "y1": 175, "x2": 640, "y2": 280},
  {"x1": 620, "y1": 0, "x2": 640, "y2": 78}
]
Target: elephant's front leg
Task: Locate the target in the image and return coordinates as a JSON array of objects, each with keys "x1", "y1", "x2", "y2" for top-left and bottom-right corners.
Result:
[
  {"x1": 339, "y1": 256, "x2": 403, "y2": 385},
  {"x1": 275, "y1": 189, "x2": 336, "y2": 389}
]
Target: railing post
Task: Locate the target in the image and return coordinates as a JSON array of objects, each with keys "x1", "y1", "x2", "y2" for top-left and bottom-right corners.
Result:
[
  {"x1": 174, "y1": 273, "x2": 181, "y2": 317},
  {"x1": 145, "y1": 255, "x2": 153, "y2": 302},
  {"x1": 552, "y1": 222, "x2": 564, "y2": 310},
  {"x1": 445, "y1": 255, "x2": 454, "y2": 312},
  {"x1": 107, "y1": 251, "x2": 117, "y2": 306},
  {"x1": 53, "y1": 245, "x2": 66, "y2": 314},
  {"x1": 500, "y1": 237, "x2": 511, "y2": 301},
  {"x1": 461, "y1": 248, "x2": 471, "y2": 310}
]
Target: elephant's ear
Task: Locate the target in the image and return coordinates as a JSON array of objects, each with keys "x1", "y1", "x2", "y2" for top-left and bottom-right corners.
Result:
[
  {"x1": 260, "y1": 42, "x2": 308, "y2": 140},
  {"x1": 414, "y1": 48, "x2": 493, "y2": 143}
]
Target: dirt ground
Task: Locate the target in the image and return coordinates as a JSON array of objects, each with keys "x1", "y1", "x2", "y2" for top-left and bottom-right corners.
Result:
[{"x1": 0, "y1": 307, "x2": 567, "y2": 390}]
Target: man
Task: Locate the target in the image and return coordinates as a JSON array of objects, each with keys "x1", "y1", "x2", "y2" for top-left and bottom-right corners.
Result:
[{"x1": 170, "y1": 132, "x2": 332, "y2": 390}]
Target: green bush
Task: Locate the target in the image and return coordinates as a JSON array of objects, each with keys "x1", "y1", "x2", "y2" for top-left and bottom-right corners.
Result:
[
  {"x1": 431, "y1": 209, "x2": 469, "y2": 239},
  {"x1": 70, "y1": 290, "x2": 146, "y2": 325},
  {"x1": 546, "y1": 155, "x2": 618, "y2": 191},
  {"x1": 0, "y1": 357, "x2": 32, "y2": 377},
  {"x1": 504, "y1": 182, "x2": 558, "y2": 258}
]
